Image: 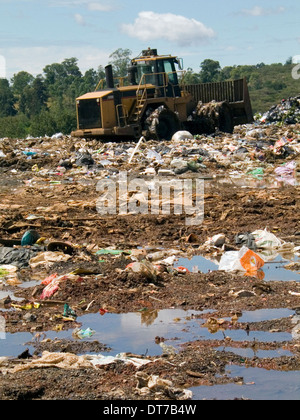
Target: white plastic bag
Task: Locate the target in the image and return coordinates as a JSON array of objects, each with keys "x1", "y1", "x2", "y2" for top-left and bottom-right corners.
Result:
[
  {"x1": 219, "y1": 251, "x2": 240, "y2": 271},
  {"x1": 219, "y1": 246, "x2": 264, "y2": 272},
  {"x1": 251, "y1": 229, "x2": 283, "y2": 249},
  {"x1": 171, "y1": 131, "x2": 193, "y2": 142}
]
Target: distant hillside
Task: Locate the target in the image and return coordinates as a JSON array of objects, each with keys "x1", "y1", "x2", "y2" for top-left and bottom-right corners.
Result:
[
  {"x1": 185, "y1": 60, "x2": 300, "y2": 115},
  {"x1": 247, "y1": 63, "x2": 300, "y2": 114}
]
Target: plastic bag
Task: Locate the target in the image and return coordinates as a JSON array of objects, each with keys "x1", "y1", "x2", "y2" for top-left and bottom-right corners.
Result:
[
  {"x1": 251, "y1": 229, "x2": 283, "y2": 249},
  {"x1": 126, "y1": 260, "x2": 158, "y2": 282},
  {"x1": 239, "y1": 248, "x2": 264, "y2": 272},
  {"x1": 29, "y1": 251, "x2": 71, "y2": 269},
  {"x1": 73, "y1": 327, "x2": 95, "y2": 339},
  {"x1": 146, "y1": 149, "x2": 164, "y2": 164},
  {"x1": 219, "y1": 246, "x2": 264, "y2": 273},
  {"x1": 235, "y1": 233, "x2": 256, "y2": 250},
  {"x1": 274, "y1": 161, "x2": 296, "y2": 176},
  {"x1": 171, "y1": 131, "x2": 193, "y2": 142},
  {"x1": 0, "y1": 265, "x2": 18, "y2": 277},
  {"x1": 0, "y1": 247, "x2": 38, "y2": 269},
  {"x1": 40, "y1": 273, "x2": 81, "y2": 299}
]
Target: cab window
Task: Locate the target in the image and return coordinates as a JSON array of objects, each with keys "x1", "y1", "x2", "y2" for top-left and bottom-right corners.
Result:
[
  {"x1": 156, "y1": 59, "x2": 178, "y2": 86},
  {"x1": 163, "y1": 60, "x2": 177, "y2": 84},
  {"x1": 137, "y1": 61, "x2": 156, "y2": 85}
]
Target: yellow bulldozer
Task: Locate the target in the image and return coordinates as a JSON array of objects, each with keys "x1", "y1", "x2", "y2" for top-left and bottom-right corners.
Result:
[{"x1": 71, "y1": 48, "x2": 253, "y2": 141}]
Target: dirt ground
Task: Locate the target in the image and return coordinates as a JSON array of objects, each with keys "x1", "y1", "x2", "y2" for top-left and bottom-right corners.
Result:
[{"x1": 0, "y1": 132, "x2": 299, "y2": 400}]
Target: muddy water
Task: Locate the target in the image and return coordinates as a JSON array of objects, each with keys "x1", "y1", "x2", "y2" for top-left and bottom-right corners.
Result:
[
  {"x1": 1, "y1": 307, "x2": 297, "y2": 353},
  {"x1": 191, "y1": 366, "x2": 300, "y2": 400},
  {"x1": 1, "y1": 308, "x2": 295, "y2": 357},
  {"x1": 174, "y1": 254, "x2": 300, "y2": 282},
  {"x1": 1, "y1": 301, "x2": 299, "y2": 399},
  {"x1": 0, "y1": 309, "x2": 206, "y2": 358}
]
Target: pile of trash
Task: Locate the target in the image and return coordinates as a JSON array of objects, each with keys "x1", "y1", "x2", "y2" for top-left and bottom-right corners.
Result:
[
  {"x1": 0, "y1": 118, "x2": 299, "y2": 188},
  {"x1": 198, "y1": 227, "x2": 299, "y2": 282},
  {"x1": 260, "y1": 95, "x2": 300, "y2": 125}
]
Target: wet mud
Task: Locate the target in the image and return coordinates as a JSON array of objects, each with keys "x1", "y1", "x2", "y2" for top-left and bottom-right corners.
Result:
[{"x1": 0, "y1": 127, "x2": 299, "y2": 400}]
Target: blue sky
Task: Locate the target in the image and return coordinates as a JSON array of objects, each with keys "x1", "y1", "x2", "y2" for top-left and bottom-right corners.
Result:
[{"x1": 0, "y1": 0, "x2": 299, "y2": 80}]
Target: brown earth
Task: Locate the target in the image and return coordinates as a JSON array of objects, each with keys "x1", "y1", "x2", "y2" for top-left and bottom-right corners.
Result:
[{"x1": 0, "y1": 134, "x2": 299, "y2": 400}]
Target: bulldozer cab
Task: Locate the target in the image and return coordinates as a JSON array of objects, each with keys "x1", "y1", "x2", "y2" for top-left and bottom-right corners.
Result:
[{"x1": 130, "y1": 49, "x2": 182, "y2": 97}]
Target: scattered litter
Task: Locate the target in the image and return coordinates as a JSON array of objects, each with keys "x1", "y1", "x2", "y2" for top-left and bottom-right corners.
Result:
[
  {"x1": 88, "y1": 353, "x2": 152, "y2": 369},
  {"x1": 40, "y1": 273, "x2": 81, "y2": 300},
  {"x1": 0, "y1": 101, "x2": 299, "y2": 400},
  {"x1": 252, "y1": 229, "x2": 283, "y2": 250},
  {"x1": 10, "y1": 351, "x2": 95, "y2": 372},
  {"x1": 126, "y1": 260, "x2": 158, "y2": 282},
  {"x1": 29, "y1": 252, "x2": 72, "y2": 269},
  {"x1": 0, "y1": 247, "x2": 38, "y2": 269},
  {"x1": 219, "y1": 246, "x2": 265, "y2": 273},
  {"x1": 261, "y1": 95, "x2": 300, "y2": 124},
  {"x1": 136, "y1": 371, "x2": 192, "y2": 400},
  {"x1": 73, "y1": 327, "x2": 95, "y2": 339},
  {"x1": 21, "y1": 230, "x2": 40, "y2": 246}
]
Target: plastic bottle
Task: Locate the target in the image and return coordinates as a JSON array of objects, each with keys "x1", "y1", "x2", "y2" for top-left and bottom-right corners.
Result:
[{"x1": 21, "y1": 230, "x2": 40, "y2": 246}]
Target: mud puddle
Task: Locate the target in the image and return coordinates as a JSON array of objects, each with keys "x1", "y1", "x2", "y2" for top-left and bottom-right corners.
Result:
[
  {"x1": 214, "y1": 347, "x2": 293, "y2": 358},
  {"x1": 209, "y1": 173, "x2": 299, "y2": 189},
  {"x1": 1, "y1": 308, "x2": 297, "y2": 358},
  {"x1": 199, "y1": 308, "x2": 295, "y2": 343},
  {"x1": 0, "y1": 290, "x2": 23, "y2": 303},
  {"x1": 174, "y1": 254, "x2": 300, "y2": 282},
  {"x1": 0, "y1": 309, "x2": 206, "y2": 358},
  {"x1": 190, "y1": 365, "x2": 300, "y2": 400}
]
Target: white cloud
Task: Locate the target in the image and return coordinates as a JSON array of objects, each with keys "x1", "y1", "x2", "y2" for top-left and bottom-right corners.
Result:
[
  {"x1": 121, "y1": 11, "x2": 216, "y2": 47},
  {"x1": 0, "y1": 45, "x2": 111, "y2": 79},
  {"x1": 74, "y1": 13, "x2": 86, "y2": 25},
  {"x1": 50, "y1": 0, "x2": 116, "y2": 11},
  {"x1": 87, "y1": 2, "x2": 114, "y2": 11},
  {"x1": 239, "y1": 6, "x2": 285, "y2": 17},
  {"x1": 0, "y1": 55, "x2": 6, "y2": 79},
  {"x1": 225, "y1": 46, "x2": 238, "y2": 52}
]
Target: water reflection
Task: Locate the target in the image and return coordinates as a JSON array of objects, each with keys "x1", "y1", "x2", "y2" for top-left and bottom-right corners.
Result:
[
  {"x1": 1, "y1": 307, "x2": 296, "y2": 359},
  {"x1": 174, "y1": 253, "x2": 300, "y2": 282},
  {"x1": 190, "y1": 365, "x2": 300, "y2": 400},
  {"x1": 140, "y1": 309, "x2": 159, "y2": 326}
]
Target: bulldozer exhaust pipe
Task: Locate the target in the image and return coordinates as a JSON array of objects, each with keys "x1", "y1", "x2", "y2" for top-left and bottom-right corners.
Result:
[{"x1": 105, "y1": 65, "x2": 114, "y2": 89}]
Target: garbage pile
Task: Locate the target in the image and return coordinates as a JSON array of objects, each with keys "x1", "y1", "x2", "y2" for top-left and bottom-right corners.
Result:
[
  {"x1": 0, "y1": 119, "x2": 299, "y2": 186},
  {"x1": 260, "y1": 95, "x2": 300, "y2": 124}
]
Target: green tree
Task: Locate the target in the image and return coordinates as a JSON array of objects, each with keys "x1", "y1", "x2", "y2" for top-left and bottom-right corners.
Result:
[
  {"x1": 183, "y1": 68, "x2": 201, "y2": 84},
  {"x1": 199, "y1": 59, "x2": 221, "y2": 83},
  {"x1": 43, "y1": 57, "x2": 82, "y2": 100},
  {"x1": 285, "y1": 57, "x2": 293, "y2": 65},
  {"x1": 80, "y1": 69, "x2": 99, "y2": 94},
  {"x1": 249, "y1": 73, "x2": 263, "y2": 90},
  {"x1": 229, "y1": 65, "x2": 256, "y2": 82},
  {"x1": 0, "y1": 79, "x2": 16, "y2": 117},
  {"x1": 19, "y1": 76, "x2": 48, "y2": 117},
  {"x1": 109, "y1": 48, "x2": 132, "y2": 77},
  {"x1": 0, "y1": 114, "x2": 29, "y2": 138},
  {"x1": 29, "y1": 109, "x2": 58, "y2": 137},
  {"x1": 219, "y1": 66, "x2": 235, "y2": 81},
  {"x1": 11, "y1": 71, "x2": 34, "y2": 96}
]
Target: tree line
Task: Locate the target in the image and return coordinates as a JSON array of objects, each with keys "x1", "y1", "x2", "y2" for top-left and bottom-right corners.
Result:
[
  {"x1": 0, "y1": 49, "x2": 298, "y2": 138},
  {"x1": 0, "y1": 48, "x2": 132, "y2": 138},
  {"x1": 184, "y1": 58, "x2": 299, "y2": 116}
]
